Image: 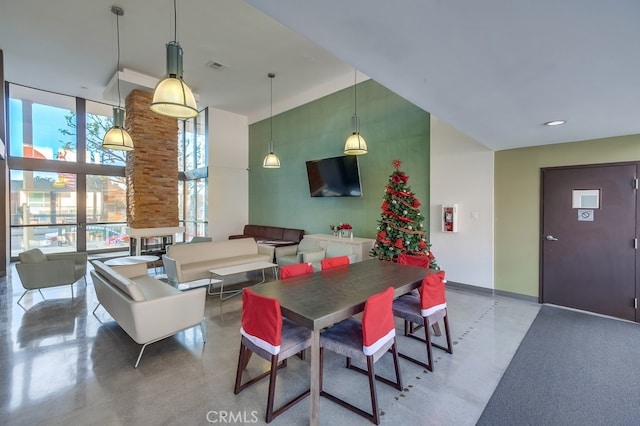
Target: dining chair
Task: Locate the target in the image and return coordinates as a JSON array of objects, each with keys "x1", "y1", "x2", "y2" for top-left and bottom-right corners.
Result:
[
  {"x1": 396, "y1": 253, "x2": 440, "y2": 335},
  {"x1": 397, "y1": 253, "x2": 431, "y2": 268},
  {"x1": 391, "y1": 271, "x2": 452, "y2": 372},
  {"x1": 320, "y1": 255, "x2": 350, "y2": 271},
  {"x1": 319, "y1": 286, "x2": 402, "y2": 425},
  {"x1": 234, "y1": 288, "x2": 311, "y2": 423},
  {"x1": 279, "y1": 262, "x2": 314, "y2": 279}
]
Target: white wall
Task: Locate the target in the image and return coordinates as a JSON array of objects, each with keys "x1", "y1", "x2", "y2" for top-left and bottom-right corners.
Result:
[
  {"x1": 207, "y1": 108, "x2": 249, "y2": 241},
  {"x1": 430, "y1": 117, "x2": 494, "y2": 289}
]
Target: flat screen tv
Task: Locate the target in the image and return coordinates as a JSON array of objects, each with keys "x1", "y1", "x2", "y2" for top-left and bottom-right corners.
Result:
[{"x1": 305, "y1": 155, "x2": 362, "y2": 197}]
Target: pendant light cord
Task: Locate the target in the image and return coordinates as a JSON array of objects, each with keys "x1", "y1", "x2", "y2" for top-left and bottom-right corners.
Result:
[
  {"x1": 354, "y1": 68, "x2": 357, "y2": 117},
  {"x1": 116, "y1": 11, "x2": 122, "y2": 109},
  {"x1": 268, "y1": 73, "x2": 275, "y2": 153},
  {"x1": 270, "y1": 76, "x2": 273, "y2": 151},
  {"x1": 173, "y1": 0, "x2": 178, "y2": 42}
]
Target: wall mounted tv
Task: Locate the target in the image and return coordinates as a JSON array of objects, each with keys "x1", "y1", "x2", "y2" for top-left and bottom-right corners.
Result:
[{"x1": 305, "y1": 155, "x2": 362, "y2": 197}]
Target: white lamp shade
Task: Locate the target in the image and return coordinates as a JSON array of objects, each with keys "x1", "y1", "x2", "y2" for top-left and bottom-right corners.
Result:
[
  {"x1": 102, "y1": 107, "x2": 134, "y2": 151},
  {"x1": 102, "y1": 127, "x2": 134, "y2": 151},
  {"x1": 150, "y1": 76, "x2": 198, "y2": 119},
  {"x1": 344, "y1": 133, "x2": 368, "y2": 155},
  {"x1": 263, "y1": 152, "x2": 281, "y2": 168}
]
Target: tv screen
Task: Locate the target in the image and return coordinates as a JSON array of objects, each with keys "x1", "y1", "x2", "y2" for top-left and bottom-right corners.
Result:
[{"x1": 305, "y1": 155, "x2": 362, "y2": 197}]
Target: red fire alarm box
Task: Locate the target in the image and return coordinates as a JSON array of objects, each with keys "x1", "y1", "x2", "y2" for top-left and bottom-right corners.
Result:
[{"x1": 442, "y1": 204, "x2": 458, "y2": 233}]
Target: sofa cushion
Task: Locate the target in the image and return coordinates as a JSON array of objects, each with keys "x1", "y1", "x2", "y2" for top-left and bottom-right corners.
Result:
[
  {"x1": 167, "y1": 238, "x2": 259, "y2": 264},
  {"x1": 92, "y1": 261, "x2": 146, "y2": 302},
  {"x1": 134, "y1": 275, "x2": 181, "y2": 299},
  {"x1": 302, "y1": 249, "x2": 326, "y2": 263},
  {"x1": 298, "y1": 238, "x2": 320, "y2": 252},
  {"x1": 283, "y1": 228, "x2": 305, "y2": 243},
  {"x1": 277, "y1": 254, "x2": 300, "y2": 267},
  {"x1": 19, "y1": 248, "x2": 48, "y2": 263},
  {"x1": 253, "y1": 225, "x2": 284, "y2": 240}
]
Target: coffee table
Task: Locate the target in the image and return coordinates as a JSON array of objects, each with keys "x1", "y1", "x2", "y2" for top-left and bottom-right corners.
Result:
[
  {"x1": 104, "y1": 255, "x2": 161, "y2": 273},
  {"x1": 208, "y1": 261, "x2": 277, "y2": 300},
  {"x1": 104, "y1": 255, "x2": 160, "y2": 266},
  {"x1": 176, "y1": 278, "x2": 222, "y2": 292}
]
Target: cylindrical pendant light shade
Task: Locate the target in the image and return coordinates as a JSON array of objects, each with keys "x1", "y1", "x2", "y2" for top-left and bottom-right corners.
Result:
[
  {"x1": 150, "y1": 42, "x2": 198, "y2": 119},
  {"x1": 263, "y1": 152, "x2": 281, "y2": 168},
  {"x1": 344, "y1": 133, "x2": 368, "y2": 155},
  {"x1": 102, "y1": 107, "x2": 134, "y2": 151}
]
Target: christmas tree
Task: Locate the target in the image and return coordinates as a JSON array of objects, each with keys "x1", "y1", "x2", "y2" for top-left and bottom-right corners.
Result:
[{"x1": 370, "y1": 160, "x2": 439, "y2": 269}]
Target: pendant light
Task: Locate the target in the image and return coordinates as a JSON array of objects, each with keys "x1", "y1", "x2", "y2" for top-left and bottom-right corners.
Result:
[
  {"x1": 263, "y1": 73, "x2": 281, "y2": 169},
  {"x1": 102, "y1": 6, "x2": 134, "y2": 151},
  {"x1": 344, "y1": 69, "x2": 368, "y2": 155},
  {"x1": 150, "y1": 0, "x2": 198, "y2": 119}
]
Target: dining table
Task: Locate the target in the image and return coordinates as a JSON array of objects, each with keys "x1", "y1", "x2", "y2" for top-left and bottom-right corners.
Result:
[{"x1": 250, "y1": 258, "x2": 432, "y2": 426}]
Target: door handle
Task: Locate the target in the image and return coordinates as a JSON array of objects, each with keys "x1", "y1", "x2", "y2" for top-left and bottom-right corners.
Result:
[{"x1": 545, "y1": 235, "x2": 558, "y2": 241}]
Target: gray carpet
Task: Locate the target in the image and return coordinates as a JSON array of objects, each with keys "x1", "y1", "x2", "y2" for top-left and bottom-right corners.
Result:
[{"x1": 477, "y1": 305, "x2": 640, "y2": 426}]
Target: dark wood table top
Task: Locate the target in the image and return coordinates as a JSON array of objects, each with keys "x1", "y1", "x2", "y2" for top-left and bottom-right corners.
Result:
[{"x1": 251, "y1": 258, "x2": 431, "y2": 330}]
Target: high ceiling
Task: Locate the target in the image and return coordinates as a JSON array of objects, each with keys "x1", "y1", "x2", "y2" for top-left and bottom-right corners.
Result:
[{"x1": 2, "y1": 0, "x2": 640, "y2": 151}]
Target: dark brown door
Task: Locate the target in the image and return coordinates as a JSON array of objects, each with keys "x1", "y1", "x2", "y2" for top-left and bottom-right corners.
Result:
[{"x1": 541, "y1": 163, "x2": 639, "y2": 321}]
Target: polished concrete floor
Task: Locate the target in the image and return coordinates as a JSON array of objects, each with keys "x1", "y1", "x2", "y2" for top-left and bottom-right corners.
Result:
[{"x1": 0, "y1": 263, "x2": 540, "y2": 425}]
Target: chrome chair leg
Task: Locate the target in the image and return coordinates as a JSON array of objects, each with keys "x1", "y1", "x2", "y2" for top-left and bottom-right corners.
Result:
[
  {"x1": 16, "y1": 290, "x2": 29, "y2": 305},
  {"x1": 200, "y1": 318, "x2": 207, "y2": 344},
  {"x1": 134, "y1": 343, "x2": 149, "y2": 368},
  {"x1": 92, "y1": 303, "x2": 102, "y2": 316}
]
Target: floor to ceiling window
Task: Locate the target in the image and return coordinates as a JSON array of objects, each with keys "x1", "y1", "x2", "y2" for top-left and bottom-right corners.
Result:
[
  {"x1": 7, "y1": 83, "x2": 127, "y2": 257},
  {"x1": 178, "y1": 109, "x2": 208, "y2": 241}
]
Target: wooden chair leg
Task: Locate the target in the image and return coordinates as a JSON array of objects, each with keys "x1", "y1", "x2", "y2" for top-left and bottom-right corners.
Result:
[
  {"x1": 366, "y1": 355, "x2": 380, "y2": 425},
  {"x1": 432, "y1": 314, "x2": 453, "y2": 354},
  {"x1": 241, "y1": 347, "x2": 253, "y2": 370},
  {"x1": 265, "y1": 354, "x2": 279, "y2": 423},
  {"x1": 423, "y1": 317, "x2": 434, "y2": 372},
  {"x1": 443, "y1": 314, "x2": 453, "y2": 353},
  {"x1": 234, "y1": 343, "x2": 247, "y2": 394},
  {"x1": 391, "y1": 342, "x2": 403, "y2": 390},
  {"x1": 431, "y1": 322, "x2": 442, "y2": 336}
]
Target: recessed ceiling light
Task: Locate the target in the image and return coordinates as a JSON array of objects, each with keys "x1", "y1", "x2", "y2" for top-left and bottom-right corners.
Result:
[{"x1": 544, "y1": 120, "x2": 566, "y2": 126}]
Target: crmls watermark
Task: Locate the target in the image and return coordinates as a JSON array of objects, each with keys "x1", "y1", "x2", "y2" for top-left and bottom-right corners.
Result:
[{"x1": 206, "y1": 410, "x2": 259, "y2": 424}]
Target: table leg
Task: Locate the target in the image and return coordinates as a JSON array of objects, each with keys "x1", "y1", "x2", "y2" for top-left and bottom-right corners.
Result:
[
  {"x1": 310, "y1": 328, "x2": 320, "y2": 426},
  {"x1": 219, "y1": 277, "x2": 226, "y2": 300}
]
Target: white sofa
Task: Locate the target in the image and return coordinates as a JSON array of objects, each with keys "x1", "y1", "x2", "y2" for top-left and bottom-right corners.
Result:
[
  {"x1": 162, "y1": 237, "x2": 274, "y2": 285},
  {"x1": 90, "y1": 260, "x2": 207, "y2": 368},
  {"x1": 302, "y1": 242, "x2": 358, "y2": 272}
]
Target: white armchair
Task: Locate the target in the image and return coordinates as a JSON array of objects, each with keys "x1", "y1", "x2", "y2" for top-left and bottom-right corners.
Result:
[
  {"x1": 275, "y1": 238, "x2": 322, "y2": 267},
  {"x1": 15, "y1": 248, "x2": 88, "y2": 304},
  {"x1": 302, "y1": 242, "x2": 357, "y2": 272}
]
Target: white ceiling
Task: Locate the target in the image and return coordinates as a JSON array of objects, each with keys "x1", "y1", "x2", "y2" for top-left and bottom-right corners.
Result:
[{"x1": 2, "y1": 0, "x2": 640, "y2": 151}]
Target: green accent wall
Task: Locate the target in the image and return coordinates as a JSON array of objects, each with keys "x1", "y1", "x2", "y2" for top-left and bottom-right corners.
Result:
[
  {"x1": 495, "y1": 134, "x2": 640, "y2": 297},
  {"x1": 248, "y1": 80, "x2": 430, "y2": 239}
]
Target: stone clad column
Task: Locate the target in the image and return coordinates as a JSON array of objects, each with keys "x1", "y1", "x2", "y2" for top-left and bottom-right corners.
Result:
[{"x1": 125, "y1": 90, "x2": 179, "y2": 228}]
